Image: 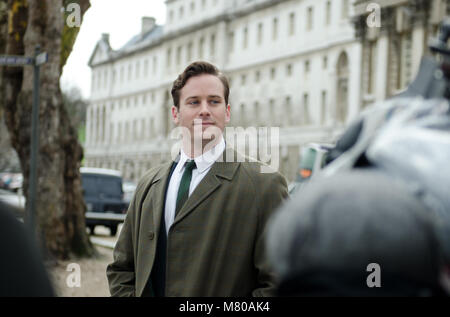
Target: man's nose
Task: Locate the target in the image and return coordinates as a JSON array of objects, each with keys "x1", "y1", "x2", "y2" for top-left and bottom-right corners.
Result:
[{"x1": 199, "y1": 100, "x2": 211, "y2": 116}]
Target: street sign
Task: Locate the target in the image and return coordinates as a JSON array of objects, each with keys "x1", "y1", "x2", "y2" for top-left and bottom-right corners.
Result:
[
  {"x1": 0, "y1": 55, "x2": 34, "y2": 66},
  {"x1": 35, "y1": 52, "x2": 48, "y2": 66}
]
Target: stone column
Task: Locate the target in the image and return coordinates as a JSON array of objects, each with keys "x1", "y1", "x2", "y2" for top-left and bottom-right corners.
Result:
[{"x1": 375, "y1": 34, "x2": 389, "y2": 102}]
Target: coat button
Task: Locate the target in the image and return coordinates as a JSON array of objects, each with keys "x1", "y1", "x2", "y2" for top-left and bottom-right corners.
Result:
[{"x1": 148, "y1": 231, "x2": 155, "y2": 240}]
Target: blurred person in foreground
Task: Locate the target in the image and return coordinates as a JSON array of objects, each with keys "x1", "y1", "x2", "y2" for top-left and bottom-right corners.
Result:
[
  {"x1": 267, "y1": 169, "x2": 449, "y2": 296},
  {"x1": 0, "y1": 201, "x2": 54, "y2": 296},
  {"x1": 107, "y1": 61, "x2": 288, "y2": 297}
]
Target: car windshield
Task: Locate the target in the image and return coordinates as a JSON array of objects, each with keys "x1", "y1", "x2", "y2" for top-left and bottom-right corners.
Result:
[{"x1": 81, "y1": 174, "x2": 123, "y2": 198}]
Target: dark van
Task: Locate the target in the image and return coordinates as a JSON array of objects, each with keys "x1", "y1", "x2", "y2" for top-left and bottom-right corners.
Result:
[{"x1": 80, "y1": 167, "x2": 128, "y2": 236}]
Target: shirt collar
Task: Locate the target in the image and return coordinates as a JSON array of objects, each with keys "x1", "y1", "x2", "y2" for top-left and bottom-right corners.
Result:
[{"x1": 178, "y1": 137, "x2": 226, "y2": 174}]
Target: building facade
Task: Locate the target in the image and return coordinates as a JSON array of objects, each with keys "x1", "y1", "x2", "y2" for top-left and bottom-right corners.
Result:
[{"x1": 85, "y1": 0, "x2": 447, "y2": 183}]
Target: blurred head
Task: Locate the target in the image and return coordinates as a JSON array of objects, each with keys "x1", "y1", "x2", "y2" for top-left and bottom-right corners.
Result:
[{"x1": 267, "y1": 170, "x2": 448, "y2": 296}]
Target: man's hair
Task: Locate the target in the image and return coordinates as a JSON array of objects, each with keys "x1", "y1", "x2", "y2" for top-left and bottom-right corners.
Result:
[{"x1": 171, "y1": 61, "x2": 230, "y2": 109}]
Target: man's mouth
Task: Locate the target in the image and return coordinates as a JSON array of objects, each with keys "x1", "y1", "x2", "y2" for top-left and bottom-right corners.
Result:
[{"x1": 194, "y1": 122, "x2": 215, "y2": 126}]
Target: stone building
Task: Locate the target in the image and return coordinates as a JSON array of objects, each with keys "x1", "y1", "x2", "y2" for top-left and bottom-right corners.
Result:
[
  {"x1": 353, "y1": 0, "x2": 448, "y2": 107},
  {"x1": 85, "y1": 0, "x2": 447, "y2": 183}
]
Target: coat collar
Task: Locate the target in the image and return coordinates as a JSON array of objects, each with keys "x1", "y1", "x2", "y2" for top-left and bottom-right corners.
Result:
[
  {"x1": 173, "y1": 147, "x2": 240, "y2": 226},
  {"x1": 147, "y1": 148, "x2": 241, "y2": 230}
]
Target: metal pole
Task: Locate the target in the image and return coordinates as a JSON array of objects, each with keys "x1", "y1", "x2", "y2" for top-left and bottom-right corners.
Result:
[{"x1": 27, "y1": 45, "x2": 41, "y2": 231}]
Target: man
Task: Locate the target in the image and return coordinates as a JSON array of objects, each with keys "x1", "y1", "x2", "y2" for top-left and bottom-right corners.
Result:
[{"x1": 107, "y1": 61, "x2": 288, "y2": 297}]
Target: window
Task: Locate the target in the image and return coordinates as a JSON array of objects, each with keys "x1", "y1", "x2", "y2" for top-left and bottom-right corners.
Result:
[
  {"x1": 326, "y1": 1, "x2": 331, "y2": 26},
  {"x1": 257, "y1": 23, "x2": 263, "y2": 45},
  {"x1": 255, "y1": 70, "x2": 261, "y2": 83},
  {"x1": 304, "y1": 60, "x2": 310, "y2": 74},
  {"x1": 179, "y1": 6, "x2": 184, "y2": 19},
  {"x1": 176, "y1": 46, "x2": 182, "y2": 65},
  {"x1": 241, "y1": 74, "x2": 246, "y2": 85},
  {"x1": 141, "y1": 118, "x2": 146, "y2": 139},
  {"x1": 118, "y1": 122, "x2": 122, "y2": 143},
  {"x1": 169, "y1": 10, "x2": 174, "y2": 23},
  {"x1": 110, "y1": 122, "x2": 114, "y2": 144},
  {"x1": 323, "y1": 56, "x2": 328, "y2": 69},
  {"x1": 104, "y1": 70, "x2": 108, "y2": 88},
  {"x1": 285, "y1": 96, "x2": 292, "y2": 126},
  {"x1": 125, "y1": 121, "x2": 130, "y2": 141},
  {"x1": 270, "y1": 67, "x2": 276, "y2": 80},
  {"x1": 342, "y1": 0, "x2": 349, "y2": 20},
  {"x1": 135, "y1": 61, "x2": 140, "y2": 79},
  {"x1": 254, "y1": 101, "x2": 260, "y2": 125},
  {"x1": 229, "y1": 32, "x2": 235, "y2": 52},
  {"x1": 272, "y1": 18, "x2": 278, "y2": 40},
  {"x1": 289, "y1": 12, "x2": 295, "y2": 36},
  {"x1": 144, "y1": 59, "x2": 149, "y2": 77},
  {"x1": 321, "y1": 90, "x2": 327, "y2": 124},
  {"x1": 202, "y1": 0, "x2": 206, "y2": 10},
  {"x1": 128, "y1": 64, "x2": 132, "y2": 80},
  {"x1": 187, "y1": 42, "x2": 193, "y2": 61},
  {"x1": 286, "y1": 64, "x2": 292, "y2": 76},
  {"x1": 303, "y1": 93, "x2": 310, "y2": 125},
  {"x1": 132, "y1": 119, "x2": 137, "y2": 140},
  {"x1": 167, "y1": 48, "x2": 172, "y2": 67},
  {"x1": 190, "y1": 1, "x2": 195, "y2": 13},
  {"x1": 307, "y1": 7, "x2": 314, "y2": 31},
  {"x1": 243, "y1": 27, "x2": 248, "y2": 49},
  {"x1": 240, "y1": 104, "x2": 246, "y2": 126},
  {"x1": 199, "y1": 37, "x2": 205, "y2": 58},
  {"x1": 210, "y1": 34, "x2": 216, "y2": 57},
  {"x1": 153, "y1": 56, "x2": 157, "y2": 74},
  {"x1": 269, "y1": 99, "x2": 275, "y2": 126}
]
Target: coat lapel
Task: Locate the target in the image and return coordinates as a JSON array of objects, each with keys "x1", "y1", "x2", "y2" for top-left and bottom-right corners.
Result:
[
  {"x1": 140, "y1": 161, "x2": 176, "y2": 234},
  {"x1": 173, "y1": 148, "x2": 240, "y2": 226}
]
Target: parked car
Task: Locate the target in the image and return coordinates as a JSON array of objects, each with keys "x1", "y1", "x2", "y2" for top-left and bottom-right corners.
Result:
[
  {"x1": 0, "y1": 173, "x2": 22, "y2": 192},
  {"x1": 80, "y1": 167, "x2": 128, "y2": 236},
  {"x1": 122, "y1": 181, "x2": 137, "y2": 207},
  {"x1": 289, "y1": 143, "x2": 334, "y2": 195}
]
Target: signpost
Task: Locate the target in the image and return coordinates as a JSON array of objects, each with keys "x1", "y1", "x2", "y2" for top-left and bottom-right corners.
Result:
[{"x1": 0, "y1": 46, "x2": 48, "y2": 232}]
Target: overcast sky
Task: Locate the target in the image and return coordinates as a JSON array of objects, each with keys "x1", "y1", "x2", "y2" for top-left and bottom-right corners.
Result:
[{"x1": 60, "y1": 0, "x2": 167, "y2": 99}]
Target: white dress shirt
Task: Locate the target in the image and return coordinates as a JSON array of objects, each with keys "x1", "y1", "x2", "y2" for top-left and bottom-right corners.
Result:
[{"x1": 164, "y1": 137, "x2": 226, "y2": 235}]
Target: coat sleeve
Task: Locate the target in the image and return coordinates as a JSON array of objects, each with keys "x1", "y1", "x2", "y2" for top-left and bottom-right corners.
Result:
[
  {"x1": 106, "y1": 190, "x2": 138, "y2": 297},
  {"x1": 252, "y1": 171, "x2": 289, "y2": 297}
]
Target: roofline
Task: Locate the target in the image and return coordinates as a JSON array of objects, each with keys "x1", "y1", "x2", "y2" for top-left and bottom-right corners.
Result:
[{"x1": 89, "y1": 0, "x2": 287, "y2": 67}]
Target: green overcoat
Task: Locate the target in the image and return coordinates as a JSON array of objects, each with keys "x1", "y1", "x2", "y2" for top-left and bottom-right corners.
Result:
[{"x1": 107, "y1": 149, "x2": 288, "y2": 296}]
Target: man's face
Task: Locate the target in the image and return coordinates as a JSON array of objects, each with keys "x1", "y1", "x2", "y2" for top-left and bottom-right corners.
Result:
[{"x1": 172, "y1": 74, "x2": 231, "y2": 145}]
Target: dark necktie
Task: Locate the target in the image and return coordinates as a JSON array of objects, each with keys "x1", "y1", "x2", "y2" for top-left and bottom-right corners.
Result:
[{"x1": 175, "y1": 160, "x2": 197, "y2": 216}]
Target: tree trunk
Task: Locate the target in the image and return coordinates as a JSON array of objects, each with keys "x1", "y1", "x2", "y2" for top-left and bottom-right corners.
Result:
[{"x1": 1, "y1": 0, "x2": 93, "y2": 260}]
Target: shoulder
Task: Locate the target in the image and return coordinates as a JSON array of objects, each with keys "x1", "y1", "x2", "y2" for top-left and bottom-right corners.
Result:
[
  {"x1": 134, "y1": 162, "x2": 173, "y2": 195},
  {"x1": 234, "y1": 151, "x2": 286, "y2": 188}
]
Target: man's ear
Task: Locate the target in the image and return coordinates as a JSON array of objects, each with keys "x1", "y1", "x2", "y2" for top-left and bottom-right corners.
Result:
[
  {"x1": 171, "y1": 106, "x2": 179, "y2": 124},
  {"x1": 225, "y1": 104, "x2": 231, "y2": 123}
]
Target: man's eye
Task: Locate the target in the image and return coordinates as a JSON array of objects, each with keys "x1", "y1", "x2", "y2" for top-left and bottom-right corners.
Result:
[
  {"x1": 189, "y1": 101, "x2": 199, "y2": 105},
  {"x1": 210, "y1": 100, "x2": 220, "y2": 104}
]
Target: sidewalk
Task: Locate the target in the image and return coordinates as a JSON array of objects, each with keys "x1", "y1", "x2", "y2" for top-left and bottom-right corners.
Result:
[{"x1": 48, "y1": 245, "x2": 113, "y2": 297}]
